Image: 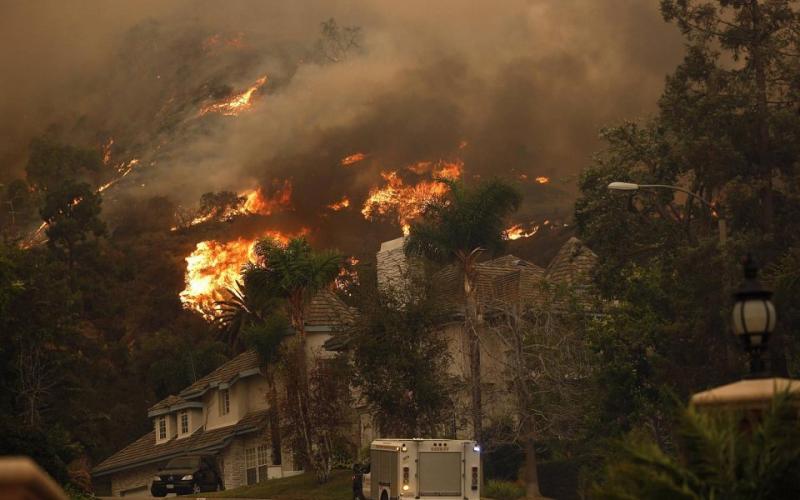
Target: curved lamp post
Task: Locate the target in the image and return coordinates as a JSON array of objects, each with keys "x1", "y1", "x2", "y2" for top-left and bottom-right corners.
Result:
[{"x1": 607, "y1": 182, "x2": 727, "y2": 245}]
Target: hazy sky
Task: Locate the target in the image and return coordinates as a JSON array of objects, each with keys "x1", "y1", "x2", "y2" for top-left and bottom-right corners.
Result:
[{"x1": 0, "y1": 0, "x2": 685, "y2": 240}]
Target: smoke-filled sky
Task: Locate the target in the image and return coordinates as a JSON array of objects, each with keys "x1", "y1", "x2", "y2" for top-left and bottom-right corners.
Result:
[{"x1": 0, "y1": 0, "x2": 685, "y2": 247}]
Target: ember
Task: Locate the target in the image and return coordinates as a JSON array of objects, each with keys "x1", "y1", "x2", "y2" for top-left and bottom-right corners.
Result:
[
  {"x1": 199, "y1": 75, "x2": 268, "y2": 116},
  {"x1": 340, "y1": 152, "x2": 368, "y2": 166}
]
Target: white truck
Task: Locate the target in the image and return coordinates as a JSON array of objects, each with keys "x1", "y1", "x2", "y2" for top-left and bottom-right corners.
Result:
[{"x1": 361, "y1": 438, "x2": 480, "y2": 500}]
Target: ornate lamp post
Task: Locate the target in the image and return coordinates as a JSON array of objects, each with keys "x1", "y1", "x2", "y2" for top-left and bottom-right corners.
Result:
[
  {"x1": 691, "y1": 255, "x2": 797, "y2": 410},
  {"x1": 731, "y1": 255, "x2": 776, "y2": 377}
]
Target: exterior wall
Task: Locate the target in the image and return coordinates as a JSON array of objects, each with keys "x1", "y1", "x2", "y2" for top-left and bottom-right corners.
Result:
[
  {"x1": 245, "y1": 376, "x2": 270, "y2": 413},
  {"x1": 110, "y1": 463, "x2": 159, "y2": 497},
  {"x1": 376, "y1": 237, "x2": 408, "y2": 294},
  {"x1": 204, "y1": 384, "x2": 242, "y2": 430},
  {"x1": 306, "y1": 331, "x2": 334, "y2": 359},
  {"x1": 220, "y1": 436, "x2": 246, "y2": 489}
]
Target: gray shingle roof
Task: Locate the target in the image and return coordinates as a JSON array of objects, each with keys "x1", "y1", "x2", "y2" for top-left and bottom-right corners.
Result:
[
  {"x1": 180, "y1": 350, "x2": 262, "y2": 399},
  {"x1": 92, "y1": 409, "x2": 269, "y2": 477}
]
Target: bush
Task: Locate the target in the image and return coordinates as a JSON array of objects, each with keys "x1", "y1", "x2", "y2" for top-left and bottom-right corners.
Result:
[{"x1": 484, "y1": 479, "x2": 524, "y2": 500}]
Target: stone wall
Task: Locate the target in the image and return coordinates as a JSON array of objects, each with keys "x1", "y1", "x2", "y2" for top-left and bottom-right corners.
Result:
[
  {"x1": 110, "y1": 464, "x2": 159, "y2": 497},
  {"x1": 220, "y1": 437, "x2": 246, "y2": 489}
]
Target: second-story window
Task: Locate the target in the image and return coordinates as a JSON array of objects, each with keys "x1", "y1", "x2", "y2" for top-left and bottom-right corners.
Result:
[
  {"x1": 180, "y1": 410, "x2": 189, "y2": 434},
  {"x1": 219, "y1": 389, "x2": 230, "y2": 416},
  {"x1": 158, "y1": 416, "x2": 166, "y2": 440}
]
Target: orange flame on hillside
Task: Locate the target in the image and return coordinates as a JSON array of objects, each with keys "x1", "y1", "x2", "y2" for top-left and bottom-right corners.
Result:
[
  {"x1": 362, "y1": 160, "x2": 463, "y2": 235},
  {"x1": 505, "y1": 223, "x2": 540, "y2": 240},
  {"x1": 180, "y1": 229, "x2": 306, "y2": 318},
  {"x1": 328, "y1": 196, "x2": 350, "y2": 211},
  {"x1": 200, "y1": 75, "x2": 267, "y2": 116},
  {"x1": 340, "y1": 152, "x2": 367, "y2": 166},
  {"x1": 535, "y1": 176, "x2": 550, "y2": 184},
  {"x1": 242, "y1": 181, "x2": 292, "y2": 215}
]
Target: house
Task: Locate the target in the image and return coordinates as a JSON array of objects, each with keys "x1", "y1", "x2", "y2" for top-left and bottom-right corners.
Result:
[
  {"x1": 92, "y1": 290, "x2": 355, "y2": 497},
  {"x1": 358, "y1": 235, "x2": 598, "y2": 441}
]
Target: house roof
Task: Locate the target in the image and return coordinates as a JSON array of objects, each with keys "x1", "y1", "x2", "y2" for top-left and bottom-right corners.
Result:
[
  {"x1": 92, "y1": 409, "x2": 269, "y2": 477},
  {"x1": 305, "y1": 289, "x2": 356, "y2": 329},
  {"x1": 432, "y1": 254, "x2": 547, "y2": 311},
  {"x1": 545, "y1": 237, "x2": 597, "y2": 286},
  {"x1": 179, "y1": 350, "x2": 262, "y2": 400}
]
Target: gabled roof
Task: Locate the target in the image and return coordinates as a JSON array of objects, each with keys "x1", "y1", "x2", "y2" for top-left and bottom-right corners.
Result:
[
  {"x1": 545, "y1": 237, "x2": 597, "y2": 286},
  {"x1": 432, "y1": 254, "x2": 546, "y2": 311},
  {"x1": 92, "y1": 409, "x2": 268, "y2": 477},
  {"x1": 305, "y1": 289, "x2": 356, "y2": 330},
  {"x1": 179, "y1": 350, "x2": 262, "y2": 400}
]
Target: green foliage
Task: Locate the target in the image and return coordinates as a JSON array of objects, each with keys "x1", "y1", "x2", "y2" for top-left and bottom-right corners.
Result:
[
  {"x1": 242, "y1": 315, "x2": 290, "y2": 366},
  {"x1": 593, "y1": 392, "x2": 800, "y2": 499},
  {"x1": 483, "y1": 479, "x2": 525, "y2": 500},
  {"x1": 348, "y1": 280, "x2": 453, "y2": 437},
  {"x1": 25, "y1": 137, "x2": 102, "y2": 192},
  {"x1": 244, "y1": 236, "x2": 343, "y2": 315},
  {"x1": 40, "y1": 180, "x2": 106, "y2": 261},
  {"x1": 405, "y1": 178, "x2": 522, "y2": 263}
]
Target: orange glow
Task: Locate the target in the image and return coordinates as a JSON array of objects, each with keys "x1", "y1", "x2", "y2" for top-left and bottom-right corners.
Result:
[
  {"x1": 180, "y1": 229, "x2": 306, "y2": 318},
  {"x1": 102, "y1": 138, "x2": 114, "y2": 165},
  {"x1": 361, "y1": 159, "x2": 463, "y2": 234},
  {"x1": 535, "y1": 176, "x2": 550, "y2": 184},
  {"x1": 327, "y1": 196, "x2": 350, "y2": 211},
  {"x1": 202, "y1": 32, "x2": 246, "y2": 51},
  {"x1": 98, "y1": 158, "x2": 139, "y2": 193},
  {"x1": 340, "y1": 152, "x2": 368, "y2": 166},
  {"x1": 200, "y1": 75, "x2": 268, "y2": 116},
  {"x1": 505, "y1": 223, "x2": 540, "y2": 240},
  {"x1": 242, "y1": 181, "x2": 292, "y2": 215},
  {"x1": 458, "y1": 140, "x2": 469, "y2": 149}
]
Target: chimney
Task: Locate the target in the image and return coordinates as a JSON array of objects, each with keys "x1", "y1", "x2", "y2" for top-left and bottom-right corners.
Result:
[{"x1": 376, "y1": 236, "x2": 409, "y2": 294}]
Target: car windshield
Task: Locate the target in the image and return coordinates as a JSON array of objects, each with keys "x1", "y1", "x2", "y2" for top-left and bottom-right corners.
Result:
[{"x1": 165, "y1": 457, "x2": 200, "y2": 469}]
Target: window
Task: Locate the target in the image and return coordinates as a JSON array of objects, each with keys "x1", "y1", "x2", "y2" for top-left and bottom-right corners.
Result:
[
  {"x1": 245, "y1": 445, "x2": 270, "y2": 485},
  {"x1": 219, "y1": 389, "x2": 230, "y2": 416},
  {"x1": 158, "y1": 416, "x2": 166, "y2": 440},
  {"x1": 180, "y1": 410, "x2": 189, "y2": 435}
]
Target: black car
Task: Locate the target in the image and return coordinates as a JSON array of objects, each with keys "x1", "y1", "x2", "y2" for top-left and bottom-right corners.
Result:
[{"x1": 150, "y1": 455, "x2": 223, "y2": 497}]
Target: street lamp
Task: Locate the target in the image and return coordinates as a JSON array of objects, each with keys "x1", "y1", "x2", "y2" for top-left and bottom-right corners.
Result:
[
  {"x1": 607, "y1": 181, "x2": 727, "y2": 244},
  {"x1": 732, "y1": 255, "x2": 776, "y2": 377}
]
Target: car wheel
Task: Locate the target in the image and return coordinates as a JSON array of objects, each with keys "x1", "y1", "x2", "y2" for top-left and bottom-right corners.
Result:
[
  {"x1": 193, "y1": 483, "x2": 202, "y2": 494},
  {"x1": 151, "y1": 489, "x2": 166, "y2": 498}
]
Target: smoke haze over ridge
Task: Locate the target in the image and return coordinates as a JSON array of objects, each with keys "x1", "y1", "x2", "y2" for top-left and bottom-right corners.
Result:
[{"x1": 0, "y1": 0, "x2": 685, "y2": 248}]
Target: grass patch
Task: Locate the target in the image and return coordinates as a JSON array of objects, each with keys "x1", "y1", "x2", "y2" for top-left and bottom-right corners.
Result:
[
  {"x1": 203, "y1": 470, "x2": 351, "y2": 500},
  {"x1": 483, "y1": 479, "x2": 525, "y2": 500}
]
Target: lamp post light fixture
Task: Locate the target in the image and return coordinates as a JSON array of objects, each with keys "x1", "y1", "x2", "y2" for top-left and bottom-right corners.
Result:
[
  {"x1": 732, "y1": 255, "x2": 776, "y2": 378},
  {"x1": 607, "y1": 181, "x2": 727, "y2": 244}
]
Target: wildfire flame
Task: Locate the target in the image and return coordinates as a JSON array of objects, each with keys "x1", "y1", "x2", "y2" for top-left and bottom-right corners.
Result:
[
  {"x1": 179, "y1": 229, "x2": 306, "y2": 318},
  {"x1": 327, "y1": 196, "x2": 350, "y2": 211},
  {"x1": 505, "y1": 223, "x2": 540, "y2": 240},
  {"x1": 199, "y1": 75, "x2": 268, "y2": 116},
  {"x1": 361, "y1": 160, "x2": 463, "y2": 235},
  {"x1": 535, "y1": 176, "x2": 550, "y2": 184},
  {"x1": 242, "y1": 181, "x2": 292, "y2": 215},
  {"x1": 340, "y1": 152, "x2": 368, "y2": 166}
]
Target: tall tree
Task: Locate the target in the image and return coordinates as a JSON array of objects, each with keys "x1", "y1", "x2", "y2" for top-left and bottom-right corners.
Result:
[
  {"x1": 348, "y1": 278, "x2": 453, "y2": 437},
  {"x1": 405, "y1": 178, "x2": 522, "y2": 445},
  {"x1": 243, "y1": 236, "x2": 342, "y2": 482}
]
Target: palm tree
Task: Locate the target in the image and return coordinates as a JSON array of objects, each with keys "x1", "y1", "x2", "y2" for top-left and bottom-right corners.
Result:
[
  {"x1": 243, "y1": 236, "x2": 342, "y2": 482},
  {"x1": 404, "y1": 178, "x2": 522, "y2": 445},
  {"x1": 594, "y1": 391, "x2": 800, "y2": 499},
  {"x1": 217, "y1": 282, "x2": 289, "y2": 467}
]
